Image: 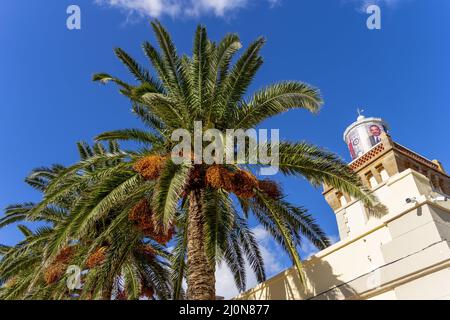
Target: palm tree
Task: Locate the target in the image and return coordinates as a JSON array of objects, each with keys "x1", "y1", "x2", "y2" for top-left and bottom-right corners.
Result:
[
  {"x1": 28, "y1": 21, "x2": 378, "y2": 300},
  {"x1": 0, "y1": 142, "x2": 173, "y2": 300},
  {"x1": 1, "y1": 141, "x2": 259, "y2": 299}
]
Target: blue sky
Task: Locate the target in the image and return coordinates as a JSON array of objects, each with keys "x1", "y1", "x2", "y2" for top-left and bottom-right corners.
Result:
[{"x1": 1, "y1": 0, "x2": 449, "y2": 298}]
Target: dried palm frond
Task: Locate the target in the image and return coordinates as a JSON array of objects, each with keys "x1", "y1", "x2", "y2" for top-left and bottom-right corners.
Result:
[
  {"x1": 116, "y1": 290, "x2": 128, "y2": 300},
  {"x1": 133, "y1": 155, "x2": 167, "y2": 180},
  {"x1": 205, "y1": 165, "x2": 234, "y2": 191},
  {"x1": 258, "y1": 179, "x2": 282, "y2": 199},
  {"x1": 137, "y1": 244, "x2": 156, "y2": 260},
  {"x1": 206, "y1": 166, "x2": 258, "y2": 198},
  {"x1": 232, "y1": 170, "x2": 258, "y2": 199},
  {"x1": 186, "y1": 165, "x2": 205, "y2": 191},
  {"x1": 44, "y1": 263, "x2": 66, "y2": 285},
  {"x1": 55, "y1": 246, "x2": 75, "y2": 264},
  {"x1": 151, "y1": 223, "x2": 175, "y2": 245},
  {"x1": 86, "y1": 247, "x2": 107, "y2": 269},
  {"x1": 129, "y1": 199, "x2": 154, "y2": 233},
  {"x1": 129, "y1": 199, "x2": 175, "y2": 243},
  {"x1": 129, "y1": 199, "x2": 158, "y2": 237},
  {"x1": 43, "y1": 246, "x2": 75, "y2": 285},
  {"x1": 141, "y1": 285, "x2": 154, "y2": 298}
]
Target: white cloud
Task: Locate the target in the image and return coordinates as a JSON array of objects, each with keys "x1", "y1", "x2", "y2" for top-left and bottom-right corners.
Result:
[
  {"x1": 252, "y1": 225, "x2": 283, "y2": 274},
  {"x1": 95, "y1": 0, "x2": 279, "y2": 18},
  {"x1": 174, "y1": 228, "x2": 341, "y2": 299},
  {"x1": 345, "y1": 0, "x2": 406, "y2": 12},
  {"x1": 185, "y1": 0, "x2": 247, "y2": 17},
  {"x1": 328, "y1": 235, "x2": 340, "y2": 245},
  {"x1": 95, "y1": 0, "x2": 180, "y2": 17},
  {"x1": 180, "y1": 228, "x2": 340, "y2": 299},
  {"x1": 215, "y1": 263, "x2": 256, "y2": 299},
  {"x1": 300, "y1": 240, "x2": 319, "y2": 260},
  {"x1": 300, "y1": 234, "x2": 341, "y2": 259},
  {"x1": 215, "y1": 225, "x2": 286, "y2": 299}
]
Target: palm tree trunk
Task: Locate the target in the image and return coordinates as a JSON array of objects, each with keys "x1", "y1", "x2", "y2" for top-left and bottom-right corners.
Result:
[
  {"x1": 102, "y1": 287, "x2": 112, "y2": 300},
  {"x1": 186, "y1": 190, "x2": 216, "y2": 300}
]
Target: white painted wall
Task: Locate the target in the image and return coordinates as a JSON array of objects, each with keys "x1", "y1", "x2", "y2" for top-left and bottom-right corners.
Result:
[{"x1": 235, "y1": 170, "x2": 450, "y2": 300}]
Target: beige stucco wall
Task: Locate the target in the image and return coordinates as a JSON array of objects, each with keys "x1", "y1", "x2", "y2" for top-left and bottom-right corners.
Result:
[{"x1": 235, "y1": 169, "x2": 450, "y2": 300}]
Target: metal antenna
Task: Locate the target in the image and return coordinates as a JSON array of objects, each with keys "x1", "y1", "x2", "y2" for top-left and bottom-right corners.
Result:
[{"x1": 357, "y1": 108, "x2": 365, "y2": 117}]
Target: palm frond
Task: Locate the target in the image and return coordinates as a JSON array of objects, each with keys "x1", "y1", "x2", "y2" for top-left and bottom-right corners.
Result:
[
  {"x1": 233, "y1": 82, "x2": 323, "y2": 129},
  {"x1": 153, "y1": 160, "x2": 190, "y2": 229},
  {"x1": 95, "y1": 129, "x2": 163, "y2": 146}
]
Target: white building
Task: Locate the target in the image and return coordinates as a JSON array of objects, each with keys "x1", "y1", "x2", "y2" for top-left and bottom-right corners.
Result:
[{"x1": 236, "y1": 115, "x2": 450, "y2": 300}]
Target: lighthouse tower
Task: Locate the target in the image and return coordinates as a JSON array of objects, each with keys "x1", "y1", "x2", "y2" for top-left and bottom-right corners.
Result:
[
  {"x1": 324, "y1": 114, "x2": 450, "y2": 240},
  {"x1": 237, "y1": 114, "x2": 450, "y2": 300}
]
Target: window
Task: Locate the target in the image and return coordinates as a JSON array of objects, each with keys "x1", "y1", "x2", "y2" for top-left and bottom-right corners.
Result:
[
  {"x1": 336, "y1": 192, "x2": 348, "y2": 207},
  {"x1": 365, "y1": 171, "x2": 377, "y2": 189},
  {"x1": 376, "y1": 164, "x2": 389, "y2": 182},
  {"x1": 339, "y1": 194, "x2": 348, "y2": 207}
]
